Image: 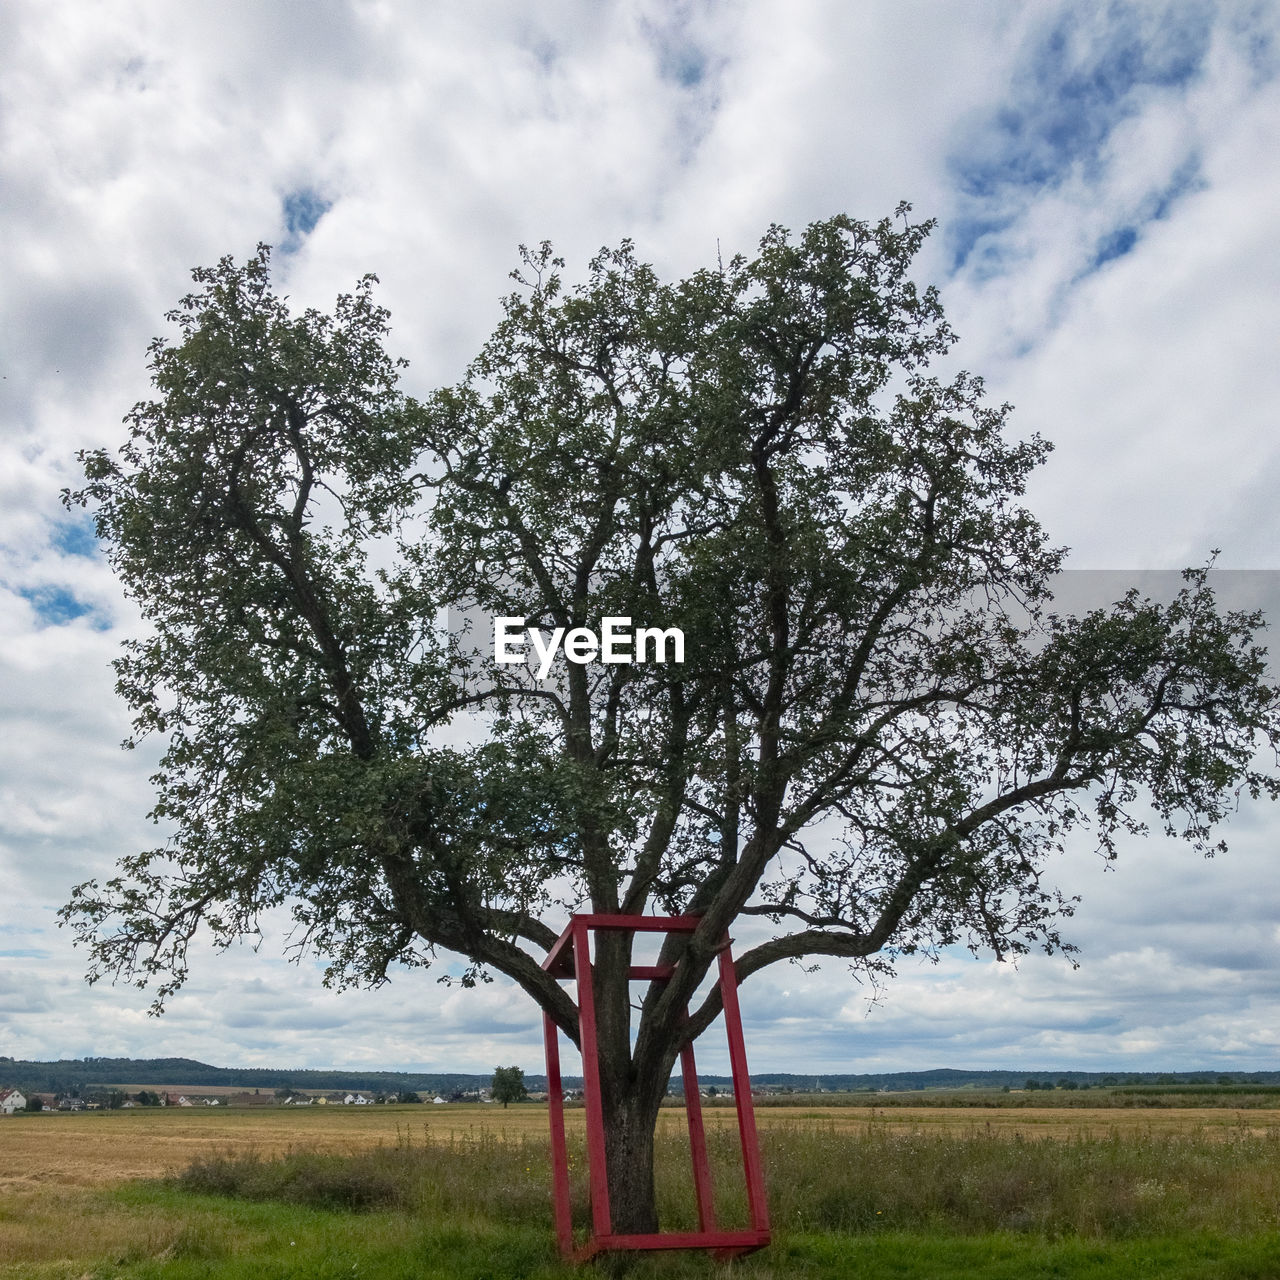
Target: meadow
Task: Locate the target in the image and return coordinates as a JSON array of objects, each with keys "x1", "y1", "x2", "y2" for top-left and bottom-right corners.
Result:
[{"x1": 4, "y1": 1100, "x2": 1280, "y2": 1278}]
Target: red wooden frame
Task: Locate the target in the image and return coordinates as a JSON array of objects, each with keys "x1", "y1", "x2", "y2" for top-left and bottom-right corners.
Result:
[{"x1": 541, "y1": 913, "x2": 771, "y2": 1261}]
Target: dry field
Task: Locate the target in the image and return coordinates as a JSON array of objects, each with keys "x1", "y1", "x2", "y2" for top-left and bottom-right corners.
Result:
[
  {"x1": 5, "y1": 1101, "x2": 1280, "y2": 1195},
  {"x1": 735, "y1": 1103, "x2": 1280, "y2": 1140},
  {"x1": 0, "y1": 1103, "x2": 557, "y2": 1190}
]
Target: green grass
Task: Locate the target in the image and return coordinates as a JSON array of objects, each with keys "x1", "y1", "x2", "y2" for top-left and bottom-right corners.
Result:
[
  {"x1": 10, "y1": 1121, "x2": 1280, "y2": 1278},
  {"x1": 11, "y1": 1189, "x2": 1280, "y2": 1280},
  {"x1": 172, "y1": 1118, "x2": 1280, "y2": 1239},
  {"x1": 792, "y1": 1231, "x2": 1280, "y2": 1279}
]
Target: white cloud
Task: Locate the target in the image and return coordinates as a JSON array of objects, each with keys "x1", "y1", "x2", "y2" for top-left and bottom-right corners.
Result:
[{"x1": 1, "y1": 0, "x2": 1278, "y2": 1078}]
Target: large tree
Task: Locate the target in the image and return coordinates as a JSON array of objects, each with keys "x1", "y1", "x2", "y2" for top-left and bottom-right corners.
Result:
[
  {"x1": 491, "y1": 1065, "x2": 528, "y2": 1109},
  {"x1": 65, "y1": 209, "x2": 1279, "y2": 1236}
]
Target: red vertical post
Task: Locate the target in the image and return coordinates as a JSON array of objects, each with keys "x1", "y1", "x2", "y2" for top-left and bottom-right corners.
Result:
[
  {"x1": 718, "y1": 945, "x2": 770, "y2": 1232},
  {"x1": 573, "y1": 917, "x2": 613, "y2": 1239},
  {"x1": 680, "y1": 1034, "x2": 717, "y2": 1231},
  {"x1": 542, "y1": 1011, "x2": 573, "y2": 1256}
]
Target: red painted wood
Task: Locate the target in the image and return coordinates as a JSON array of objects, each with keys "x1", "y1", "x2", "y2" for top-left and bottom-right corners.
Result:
[
  {"x1": 542, "y1": 926, "x2": 576, "y2": 978},
  {"x1": 542, "y1": 1011, "x2": 573, "y2": 1255},
  {"x1": 718, "y1": 945, "x2": 770, "y2": 1232},
  {"x1": 680, "y1": 1033, "x2": 716, "y2": 1231},
  {"x1": 592, "y1": 1230, "x2": 770, "y2": 1251},
  {"x1": 572, "y1": 917, "x2": 613, "y2": 1239},
  {"x1": 539, "y1": 913, "x2": 771, "y2": 1260},
  {"x1": 573, "y1": 912, "x2": 702, "y2": 932}
]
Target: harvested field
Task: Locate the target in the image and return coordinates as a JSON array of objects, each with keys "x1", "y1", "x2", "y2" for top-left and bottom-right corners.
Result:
[
  {"x1": 733, "y1": 1103, "x2": 1280, "y2": 1141},
  {"x1": 5, "y1": 1101, "x2": 1279, "y2": 1194},
  {"x1": 0, "y1": 1103, "x2": 561, "y2": 1190}
]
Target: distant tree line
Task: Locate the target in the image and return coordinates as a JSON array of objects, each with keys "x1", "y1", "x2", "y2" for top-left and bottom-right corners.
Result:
[
  {"x1": 5, "y1": 1057, "x2": 1278, "y2": 1098},
  {"x1": 0, "y1": 1056, "x2": 532, "y2": 1096}
]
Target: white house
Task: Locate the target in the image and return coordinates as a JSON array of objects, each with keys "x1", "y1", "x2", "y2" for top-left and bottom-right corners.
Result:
[{"x1": 0, "y1": 1088, "x2": 27, "y2": 1115}]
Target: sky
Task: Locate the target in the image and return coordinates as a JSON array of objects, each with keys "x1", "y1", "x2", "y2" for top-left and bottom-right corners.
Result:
[{"x1": 3, "y1": 0, "x2": 1280, "y2": 1080}]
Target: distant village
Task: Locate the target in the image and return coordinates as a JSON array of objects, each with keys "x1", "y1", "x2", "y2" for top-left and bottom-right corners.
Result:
[
  {"x1": 0, "y1": 1081, "x2": 741, "y2": 1115},
  {"x1": 0, "y1": 1084, "x2": 509, "y2": 1113}
]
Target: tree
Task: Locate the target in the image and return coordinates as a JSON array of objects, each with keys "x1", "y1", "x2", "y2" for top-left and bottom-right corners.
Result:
[
  {"x1": 25, "y1": 1095, "x2": 43, "y2": 1112},
  {"x1": 63, "y1": 210, "x2": 1280, "y2": 1235},
  {"x1": 491, "y1": 1065, "x2": 528, "y2": 1109}
]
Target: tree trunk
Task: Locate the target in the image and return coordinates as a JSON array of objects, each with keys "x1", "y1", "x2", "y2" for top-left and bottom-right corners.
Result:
[
  {"x1": 587, "y1": 930, "x2": 674, "y2": 1237},
  {"x1": 600, "y1": 1079, "x2": 665, "y2": 1235}
]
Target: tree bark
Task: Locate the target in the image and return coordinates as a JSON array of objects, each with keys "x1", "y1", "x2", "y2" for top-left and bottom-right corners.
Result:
[
  {"x1": 599, "y1": 1070, "x2": 666, "y2": 1235},
  {"x1": 587, "y1": 931, "x2": 678, "y2": 1236}
]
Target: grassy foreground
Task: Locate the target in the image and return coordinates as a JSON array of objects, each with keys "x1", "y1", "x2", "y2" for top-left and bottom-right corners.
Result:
[
  {"x1": 5, "y1": 1111, "x2": 1280, "y2": 1278},
  {"x1": 7, "y1": 1187, "x2": 1280, "y2": 1280}
]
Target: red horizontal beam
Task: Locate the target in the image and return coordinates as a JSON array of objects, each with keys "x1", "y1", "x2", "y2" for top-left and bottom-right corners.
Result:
[
  {"x1": 588, "y1": 1230, "x2": 770, "y2": 1253},
  {"x1": 542, "y1": 915, "x2": 704, "y2": 977},
  {"x1": 574, "y1": 913, "x2": 702, "y2": 932},
  {"x1": 628, "y1": 964, "x2": 676, "y2": 980}
]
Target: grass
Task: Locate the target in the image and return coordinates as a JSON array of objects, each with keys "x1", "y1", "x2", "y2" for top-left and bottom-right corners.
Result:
[
  {"x1": 6, "y1": 1186, "x2": 1280, "y2": 1280},
  {"x1": 6, "y1": 1106, "x2": 1280, "y2": 1278},
  {"x1": 170, "y1": 1119, "x2": 1280, "y2": 1239}
]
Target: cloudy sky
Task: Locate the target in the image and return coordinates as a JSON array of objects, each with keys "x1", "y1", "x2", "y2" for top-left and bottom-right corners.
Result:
[{"x1": 3, "y1": 0, "x2": 1280, "y2": 1080}]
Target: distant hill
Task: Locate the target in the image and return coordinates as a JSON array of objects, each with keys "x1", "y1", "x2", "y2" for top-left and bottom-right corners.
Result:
[
  {"x1": 740, "y1": 1068, "x2": 1280, "y2": 1091},
  {"x1": 3, "y1": 1055, "x2": 1278, "y2": 1097},
  {"x1": 0, "y1": 1056, "x2": 510, "y2": 1097}
]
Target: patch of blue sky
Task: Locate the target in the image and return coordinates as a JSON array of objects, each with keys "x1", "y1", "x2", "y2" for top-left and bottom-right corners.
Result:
[
  {"x1": 945, "y1": 3, "x2": 1216, "y2": 273},
  {"x1": 659, "y1": 44, "x2": 708, "y2": 89},
  {"x1": 1147, "y1": 154, "x2": 1206, "y2": 220},
  {"x1": 1085, "y1": 155, "x2": 1205, "y2": 274},
  {"x1": 280, "y1": 188, "x2": 332, "y2": 255},
  {"x1": 1092, "y1": 224, "x2": 1139, "y2": 269},
  {"x1": 945, "y1": 214, "x2": 1023, "y2": 283},
  {"x1": 51, "y1": 515, "x2": 98, "y2": 559},
  {"x1": 17, "y1": 585, "x2": 104, "y2": 629},
  {"x1": 1229, "y1": 6, "x2": 1279, "y2": 83},
  {"x1": 0, "y1": 949, "x2": 50, "y2": 959},
  {"x1": 641, "y1": 6, "x2": 712, "y2": 93},
  {"x1": 631, "y1": 12, "x2": 720, "y2": 170}
]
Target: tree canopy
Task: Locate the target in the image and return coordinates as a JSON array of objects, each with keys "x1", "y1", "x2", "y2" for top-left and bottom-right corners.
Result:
[
  {"x1": 65, "y1": 207, "x2": 1280, "y2": 1230},
  {"x1": 491, "y1": 1065, "x2": 528, "y2": 1109}
]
